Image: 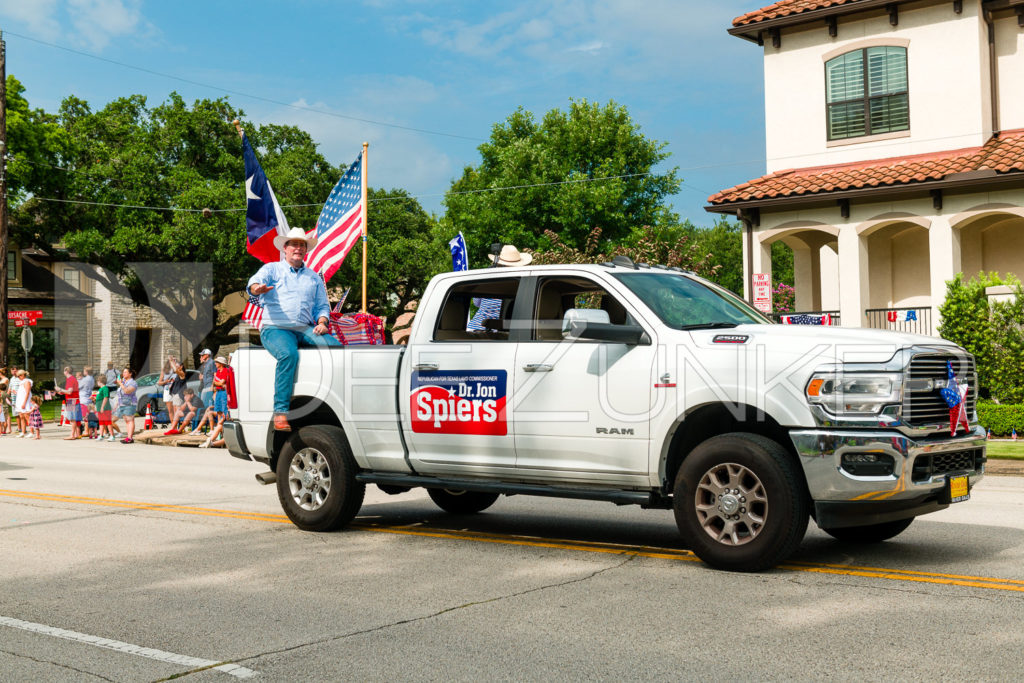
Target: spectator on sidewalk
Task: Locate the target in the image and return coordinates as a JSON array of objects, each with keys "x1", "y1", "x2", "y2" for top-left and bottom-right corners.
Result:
[
  {"x1": 79, "y1": 367, "x2": 96, "y2": 437},
  {"x1": 0, "y1": 377, "x2": 9, "y2": 435},
  {"x1": 28, "y1": 395, "x2": 43, "y2": 440},
  {"x1": 8, "y1": 366, "x2": 22, "y2": 436},
  {"x1": 15, "y1": 369, "x2": 33, "y2": 438},
  {"x1": 198, "y1": 349, "x2": 215, "y2": 409},
  {"x1": 115, "y1": 367, "x2": 138, "y2": 444},
  {"x1": 104, "y1": 362, "x2": 118, "y2": 388},
  {"x1": 201, "y1": 356, "x2": 234, "y2": 448},
  {"x1": 162, "y1": 356, "x2": 188, "y2": 434},
  {"x1": 95, "y1": 377, "x2": 116, "y2": 442},
  {"x1": 157, "y1": 359, "x2": 175, "y2": 411},
  {"x1": 56, "y1": 366, "x2": 81, "y2": 441},
  {"x1": 168, "y1": 388, "x2": 203, "y2": 435}
]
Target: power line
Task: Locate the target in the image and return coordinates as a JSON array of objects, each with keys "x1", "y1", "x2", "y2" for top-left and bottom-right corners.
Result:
[
  {"x1": 5, "y1": 30, "x2": 484, "y2": 143},
  {"x1": 24, "y1": 172, "x2": 659, "y2": 213}
]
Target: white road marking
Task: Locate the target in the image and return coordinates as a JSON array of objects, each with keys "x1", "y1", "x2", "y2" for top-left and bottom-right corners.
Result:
[{"x1": 0, "y1": 615, "x2": 258, "y2": 678}]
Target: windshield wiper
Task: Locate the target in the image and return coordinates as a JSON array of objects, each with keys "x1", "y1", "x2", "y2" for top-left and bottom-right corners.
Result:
[{"x1": 678, "y1": 322, "x2": 740, "y2": 330}]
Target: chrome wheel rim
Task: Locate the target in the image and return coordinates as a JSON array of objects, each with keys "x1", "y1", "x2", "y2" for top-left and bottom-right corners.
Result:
[
  {"x1": 288, "y1": 447, "x2": 332, "y2": 511},
  {"x1": 694, "y1": 462, "x2": 768, "y2": 546}
]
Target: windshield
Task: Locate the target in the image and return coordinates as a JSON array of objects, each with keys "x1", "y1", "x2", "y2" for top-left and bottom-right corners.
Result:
[{"x1": 611, "y1": 271, "x2": 769, "y2": 330}]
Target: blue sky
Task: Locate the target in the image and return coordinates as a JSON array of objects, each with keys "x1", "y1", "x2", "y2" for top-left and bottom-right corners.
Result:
[{"x1": 0, "y1": 0, "x2": 767, "y2": 225}]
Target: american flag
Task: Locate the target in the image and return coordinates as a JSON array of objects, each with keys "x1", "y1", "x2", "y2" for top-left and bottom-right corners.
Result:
[
  {"x1": 781, "y1": 313, "x2": 832, "y2": 325},
  {"x1": 467, "y1": 298, "x2": 503, "y2": 331},
  {"x1": 242, "y1": 295, "x2": 265, "y2": 331},
  {"x1": 332, "y1": 287, "x2": 351, "y2": 315},
  {"x1": 306, "y1": 152, "x2": 364, "y2": 282}
]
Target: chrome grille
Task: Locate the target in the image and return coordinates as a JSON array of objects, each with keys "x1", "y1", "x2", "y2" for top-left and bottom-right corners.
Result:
[
  {"x1": 911, "y1": 448, "x2": 985, "y2": 483},
  {"x1": 902, "y1": 353, "x2": 977, "y2": 427}
]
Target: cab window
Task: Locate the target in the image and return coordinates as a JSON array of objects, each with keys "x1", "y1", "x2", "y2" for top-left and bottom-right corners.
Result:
[
  {"x1": 532, "y1": 276, "x2": 636, "y2": 341},
  {"x1": 433, "y1": 277, "x2": 520, "y2": 342}
]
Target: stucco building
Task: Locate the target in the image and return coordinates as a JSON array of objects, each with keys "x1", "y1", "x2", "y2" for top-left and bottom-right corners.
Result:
[{"x1": 707, "y1": 0, "x2": 1024, "y2": 335}]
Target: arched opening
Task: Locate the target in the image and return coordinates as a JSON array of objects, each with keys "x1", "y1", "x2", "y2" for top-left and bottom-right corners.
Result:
[
  {"x1": 862, "y1": 222, "x2": 932, "y2": 333},
  {"x1": 760, "y1": 224, "x2": 839, "y2": 322},
  {"x1": 958, "y1": 212, "x2": 1024, "y2": 283}
]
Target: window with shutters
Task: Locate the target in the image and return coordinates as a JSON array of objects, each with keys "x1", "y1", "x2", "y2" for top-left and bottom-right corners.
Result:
[{"x1": 825, "y1": 46, "x2": 908, "y2": 141}]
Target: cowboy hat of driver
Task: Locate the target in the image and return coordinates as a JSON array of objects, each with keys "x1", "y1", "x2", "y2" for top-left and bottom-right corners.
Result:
[
  {"x1": 489, "y1": 244, "x2": 533, "y2": 267},
  {"x1": 273, "y1": 227, "x2": 318, "y2": 253}
]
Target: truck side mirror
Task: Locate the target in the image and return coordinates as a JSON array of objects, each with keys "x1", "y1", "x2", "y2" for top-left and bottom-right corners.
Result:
[{"x1": 562, "y1": 309, "x2": 648, "y2": 345}]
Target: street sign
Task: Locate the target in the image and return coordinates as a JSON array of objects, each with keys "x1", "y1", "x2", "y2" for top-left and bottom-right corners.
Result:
[
  {"x1": 8, "y1": 310, "x2": 43, "y2": 321},
  {"x1": 21, "y1": 327, "x2": 34, "y2": 352},
  {"x1": 752, "y1": 273, "x2": 773, "y2": 314}
]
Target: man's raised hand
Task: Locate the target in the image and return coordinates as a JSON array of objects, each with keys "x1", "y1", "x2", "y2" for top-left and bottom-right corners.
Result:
[{"x1": 250, "y1": 283, "x2": 274, "y2": 296}]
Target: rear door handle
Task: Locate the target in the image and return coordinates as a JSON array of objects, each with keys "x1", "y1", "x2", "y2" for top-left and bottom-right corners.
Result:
[
  {"x1": 523, "y1": 363, "x2": 553, "y2": 372},
  {"x1": 413, "y1": 362, "x2": 439, "y2": 372}
]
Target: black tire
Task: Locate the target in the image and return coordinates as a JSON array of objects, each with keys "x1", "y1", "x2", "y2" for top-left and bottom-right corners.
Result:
[
  {"x1": 822, "y1": 517, "x2": 914, "y2": 543},
  {"x1": 139, "y1": 395, "x2": 160, "y2": 417},
  {"x1": 275, "y1": 425, "x2": 365, "y2": 531},
  {"x1": 427, "y1": 488, "x2": 500, "y2": 514},
  {"x1": 673, "y1": 432, "x2": 809, "y2": 572}
]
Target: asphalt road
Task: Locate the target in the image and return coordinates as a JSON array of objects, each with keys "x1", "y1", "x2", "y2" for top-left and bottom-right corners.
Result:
[{"x1": 2, "y1": 430, "x2": 1023, "y2": 682}]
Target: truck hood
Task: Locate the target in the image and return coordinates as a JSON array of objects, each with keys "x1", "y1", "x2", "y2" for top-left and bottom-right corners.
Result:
[{"x1": 685, "y1": 324, "x2": 960, "y2": 365}]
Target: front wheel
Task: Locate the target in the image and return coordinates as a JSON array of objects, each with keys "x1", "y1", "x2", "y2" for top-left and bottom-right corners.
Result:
[
  {"x1": 275, "y1": 425, "x2": 365, "y2": 531},
  {"x1": 822, "y1": 517, "x2": 914, "y2": 543},
  {"x1": 427, "y1": 488, "x2": 500, "y2": 514},
  {"x1": 673, "y1": 432, "x2": 809, "y2": 572}
]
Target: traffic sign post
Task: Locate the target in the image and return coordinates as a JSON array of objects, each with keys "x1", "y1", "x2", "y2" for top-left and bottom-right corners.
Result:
[{"x1": 20, "y1": 326, "x2": 32, "y2": 369}]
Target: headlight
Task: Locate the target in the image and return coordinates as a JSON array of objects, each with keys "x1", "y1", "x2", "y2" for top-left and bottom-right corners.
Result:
[{"x1": 805, "y1": 372, "x2": 903, "y2": 416}]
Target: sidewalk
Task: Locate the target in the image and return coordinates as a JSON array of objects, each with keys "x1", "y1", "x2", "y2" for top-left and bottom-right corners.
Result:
[{"x1": 14, "y1": 420, "x2": 223, "y2": 448}]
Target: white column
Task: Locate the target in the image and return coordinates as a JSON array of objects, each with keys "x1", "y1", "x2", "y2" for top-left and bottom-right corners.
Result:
[
  {"x1": 928, "y1": 214, "x2": 961, "y2": 336},
  {"x1": 837, "y1": 225, "x2": 869, "y2": 328}
]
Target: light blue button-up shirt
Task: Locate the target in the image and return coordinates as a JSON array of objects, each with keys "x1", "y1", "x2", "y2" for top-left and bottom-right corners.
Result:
[{"x1": 247, "y1": 261, "x2": 331, "y2": 330}]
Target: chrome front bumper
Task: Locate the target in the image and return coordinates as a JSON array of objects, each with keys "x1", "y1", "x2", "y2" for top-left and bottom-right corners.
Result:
[{"x1": 790, "y1": 426, "x2": 986, "y2": 528}]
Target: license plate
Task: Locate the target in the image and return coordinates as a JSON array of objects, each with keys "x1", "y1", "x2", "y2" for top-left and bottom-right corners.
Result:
[{"x1": 948, "y1": 474, "x2": 970, "y2": 503}]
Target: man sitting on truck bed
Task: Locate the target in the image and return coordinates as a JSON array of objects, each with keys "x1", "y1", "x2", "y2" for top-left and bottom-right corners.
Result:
[{"x1": 247, "y1": 226, "x2": 340, "y2": 432}]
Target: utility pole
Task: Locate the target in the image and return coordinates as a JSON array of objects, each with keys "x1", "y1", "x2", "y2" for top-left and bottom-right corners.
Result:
[{"x1": 0, "y1": 31, "x2": 8, "y2": 368}]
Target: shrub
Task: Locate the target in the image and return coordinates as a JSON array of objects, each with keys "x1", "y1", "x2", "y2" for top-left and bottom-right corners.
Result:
[{"x1": 977, "y1": 401, "x2": 1024, "y2": 436}]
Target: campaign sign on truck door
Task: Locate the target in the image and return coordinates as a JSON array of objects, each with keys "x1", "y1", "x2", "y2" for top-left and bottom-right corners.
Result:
[{"x1": 411, "y1": 370, "x2": 508, "y2": 435}]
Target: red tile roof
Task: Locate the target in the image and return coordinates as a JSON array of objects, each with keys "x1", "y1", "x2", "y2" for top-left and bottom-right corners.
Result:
[
  {"x1": 708, "y1": 130, "x2": 1024, "y2": 206},
  {"x1": 733, "y1": 0, "x2": 867, "y2": 27}
]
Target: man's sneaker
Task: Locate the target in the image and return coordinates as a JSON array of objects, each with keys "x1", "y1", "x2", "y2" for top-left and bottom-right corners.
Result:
[
  {"x1": 106, "y1": 435, "x2": 116, "y2": 442},
  {"x1": 273, "y1": 414, "x2": 291, "y2": 431}
]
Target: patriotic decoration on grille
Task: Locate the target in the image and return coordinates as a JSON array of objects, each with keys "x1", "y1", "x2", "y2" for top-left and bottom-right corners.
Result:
[
  {"x1": 242, "y1": 294, "x2": 265, "y2": 331},
  {"x1": 780, "y1": 313, "x2": 832, "y2": 325},
  {"x1": 242, "y1": 132, "x2": 290, "y2": 264},
  {"x1": 306, "y1": 152, "x2": 364, "y2": 282},
  {"x1": 940, "y1": 360, "x2": 970, "y2": 437}
]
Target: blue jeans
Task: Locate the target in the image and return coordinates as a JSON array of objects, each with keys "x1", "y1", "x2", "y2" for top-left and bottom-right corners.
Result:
[
  {"x1": 260, "y1": 326, "x2": 341, "y2": 414},
  {"x1": 200, "y1": 388, "x2": 213, "y2": 410}
]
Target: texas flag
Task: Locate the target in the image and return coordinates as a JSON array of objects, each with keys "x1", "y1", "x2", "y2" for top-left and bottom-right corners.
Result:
[{"x1": 242, "y1": 133, "x2": 290, "y2": 263}]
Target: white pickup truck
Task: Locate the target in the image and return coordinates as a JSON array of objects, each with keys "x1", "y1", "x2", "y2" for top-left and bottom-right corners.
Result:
[{"x1": 225, "y1": 258, "x2": 985, "y2": 571}]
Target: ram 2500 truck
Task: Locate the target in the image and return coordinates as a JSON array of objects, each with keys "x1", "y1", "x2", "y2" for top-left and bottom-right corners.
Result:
[{"x1": 224, "y1": 259, "x2": 985, "y2": 571}]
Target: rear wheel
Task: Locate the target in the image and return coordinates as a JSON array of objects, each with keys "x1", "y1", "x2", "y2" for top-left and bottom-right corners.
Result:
[
  {"x1": 275, "y1": 425, "x2": 364, "y2": 531},
  {"x1": 822, "y1": 517, "x2": 914, "y2": 543},
  {"x1": 427, "y1": 488, "x2": 500, "y2": 514},
  {"x1": 673, "y1": 432, "x2": 809, "y2": 572}
]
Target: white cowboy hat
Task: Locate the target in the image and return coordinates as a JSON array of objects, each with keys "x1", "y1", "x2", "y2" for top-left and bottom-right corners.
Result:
[
  {"x1": 273, "y1": 227, "x2": 318, "y2": 252},
  {"x1": 488, "y1": 244, "x2": 533, "y2": 267}
]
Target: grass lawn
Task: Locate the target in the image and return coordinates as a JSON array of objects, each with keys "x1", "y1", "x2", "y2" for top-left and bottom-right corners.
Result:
[{"x1": 985, "y1": 440, "x2": 1024, "y2": 460}]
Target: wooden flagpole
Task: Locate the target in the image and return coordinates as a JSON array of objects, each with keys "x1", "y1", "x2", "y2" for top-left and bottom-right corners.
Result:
[{"x1": 361, "y1": 141, "x2": 368, "y2": 313}]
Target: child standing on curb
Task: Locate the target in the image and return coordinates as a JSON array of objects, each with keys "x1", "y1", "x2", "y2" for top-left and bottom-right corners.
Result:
[{"x1": 29, "y1": 395, "x2": 43, "y2": 440}]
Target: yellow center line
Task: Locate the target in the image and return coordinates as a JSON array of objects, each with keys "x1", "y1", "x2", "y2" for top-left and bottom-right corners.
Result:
[{"x1": 3, "y1": 488, "x2": 1022, "y2": 593}]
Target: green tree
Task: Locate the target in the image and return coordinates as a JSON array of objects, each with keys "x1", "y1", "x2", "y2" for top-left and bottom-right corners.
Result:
[
  {"x1": 9, "y1": 90, "x2": 340, "y2": 361},
  {"x1": 938, "y1": 272, "x2": 1000, "y2": 398},
  {"x1": 444, "y1": 99, "x2": 680, "y2": 262}
]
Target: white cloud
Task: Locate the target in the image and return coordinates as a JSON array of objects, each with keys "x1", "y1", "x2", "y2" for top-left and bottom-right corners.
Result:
[
  {"x1": 67, "y1": 0, "x2": 150, "y2": 50},
  {"x1": 0, "y1": 0, "x2": 61, "y2": 40}
]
